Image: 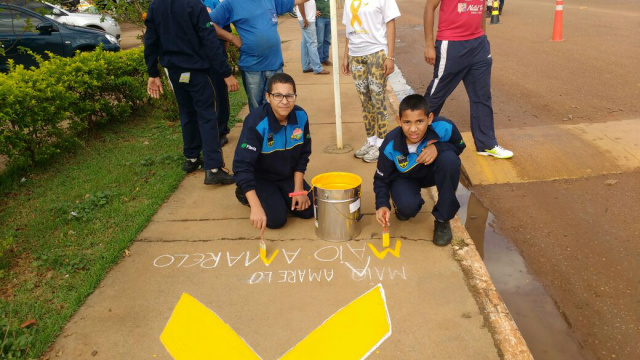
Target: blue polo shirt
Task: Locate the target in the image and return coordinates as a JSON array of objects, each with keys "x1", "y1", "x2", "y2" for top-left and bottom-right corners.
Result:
[{"x1": 211, "y1": 0, "x2": 294, "y2": 71}]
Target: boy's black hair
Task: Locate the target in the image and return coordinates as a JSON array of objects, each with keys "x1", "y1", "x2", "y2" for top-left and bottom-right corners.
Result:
[
  {"x1": 398, "y1": 94, "x2": 431, "y2": 117},
  {"x1": 267, "y1": 73, "x2": 297, "y2": 94}
]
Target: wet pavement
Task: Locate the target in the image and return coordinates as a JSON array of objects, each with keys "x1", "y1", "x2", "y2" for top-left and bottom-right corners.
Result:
[{"x1": 457, "y1": 183, "x2": 585, "y2": 360}]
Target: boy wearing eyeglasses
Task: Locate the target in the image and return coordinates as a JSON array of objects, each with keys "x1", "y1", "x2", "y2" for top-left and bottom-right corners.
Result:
[{"x1": 233, "y1": 73, "x2": 313, "y2": 235}]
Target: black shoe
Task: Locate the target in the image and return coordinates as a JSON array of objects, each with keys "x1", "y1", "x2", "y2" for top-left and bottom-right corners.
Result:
[
  {"x1": 183, "y1": 157, "x2": 202, "y2": 173},
  {"x1": 204, "y1": 168, "x2": 235, "y2": 185},
  {"x1": 395, "y1": 210, "x2": 410, "y2": 221},
  {"x1": 433, "y1": 220, "x2": 452, "y2": 246},
  {"x1": 235, "y1": 186, "x2": 249, "y2": 206},
  {"x1": 219, "y1": 135, "x2": 229, "y2": 147}
]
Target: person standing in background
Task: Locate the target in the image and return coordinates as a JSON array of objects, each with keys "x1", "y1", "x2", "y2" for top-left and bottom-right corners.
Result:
[
  {"x1": 210, "y1": 0, "x2": 312, "y2": 110},
  {"x1": 315, "y1": 0, "x2": 332, "y2": 66},
  {"x1": 424, "y1": 0, "x2": 513, "y2": 159},
  {"x1": 202, "y1": 0, "x2": 233, "y2": 147},
  {"x1": 298, "y1": 0, "x2": 330, "y2": 75},
  {"x1": 144, "y1": 0, "x2": 239, "y2": 184},
  {"x1": 341, "y1": 0, "x2": 401, "y2": 163}
]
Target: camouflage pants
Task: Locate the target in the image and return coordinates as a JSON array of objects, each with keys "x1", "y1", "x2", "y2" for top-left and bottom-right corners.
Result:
[{"x1": 348, "y1": 50, "x2": 389, "y2": 139}]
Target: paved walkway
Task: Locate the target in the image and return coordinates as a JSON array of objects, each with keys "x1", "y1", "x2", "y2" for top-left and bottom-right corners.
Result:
[{"x1": 46, "y1": 16, "x2": 529, "y2": 360}]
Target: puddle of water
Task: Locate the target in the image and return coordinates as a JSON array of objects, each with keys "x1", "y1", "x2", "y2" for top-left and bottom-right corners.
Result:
[{"x1": 456, "y1": 183, "x2": 586, "y2": 360}]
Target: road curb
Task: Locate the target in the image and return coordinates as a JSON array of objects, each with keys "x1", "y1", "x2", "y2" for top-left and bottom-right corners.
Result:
[{"x1": 387, "y1": 83, "x2": 532, "y2": 359}]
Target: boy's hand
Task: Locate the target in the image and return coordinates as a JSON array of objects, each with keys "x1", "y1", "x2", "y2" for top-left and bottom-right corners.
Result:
[
  {"x1": 376, "y1": 207, "x2": 391, "y2": 227},
  {"x1": 291, "y1": 193, "x2": 310, "y2": 211},
  {"x1": 417, "y1": 145, "x2": 438, "y2": 165},
  {"x1": 250, "y1": 205, "x2": 267, "y2": 236}
]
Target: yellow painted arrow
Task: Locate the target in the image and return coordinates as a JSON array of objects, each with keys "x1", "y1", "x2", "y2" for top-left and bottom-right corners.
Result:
[
  {"x1": 160, "y1": 293, "x2": 261, "y2": 360},
  {"x1": 279, "y1": 284, "x2": 391, "y2": 359},
  {"x1": 161, "y1": 285, "x2": 391, "y2": 360}
]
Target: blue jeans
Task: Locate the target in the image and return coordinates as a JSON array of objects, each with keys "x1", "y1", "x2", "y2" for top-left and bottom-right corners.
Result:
[
  {"x1": 241, "y1": 68, "x2": 283, "y2": 110},
  {"x1": 315, "y1": 17, "x2": 331, "y2": 63},
  {"x1": 299, "y1": 21, "x2": 323, "y2": 73}
]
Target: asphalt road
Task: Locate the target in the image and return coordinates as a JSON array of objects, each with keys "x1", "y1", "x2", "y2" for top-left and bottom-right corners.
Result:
[{"x1": 393, "y1": 0, "x2": 640, "y2": 359}]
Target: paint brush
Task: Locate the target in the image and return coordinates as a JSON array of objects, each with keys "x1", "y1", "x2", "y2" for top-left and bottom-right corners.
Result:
[
  {"x1": 259, "y1": 235, "x2": 266, "y2": 257},
  {"x1": 382, "y1": 224, "x2": 390, "y2": 248}
]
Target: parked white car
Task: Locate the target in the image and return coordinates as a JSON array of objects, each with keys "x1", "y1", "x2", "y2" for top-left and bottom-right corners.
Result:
[{"x1": 9, "y1": 1, "x2": 121, "y2": 41}]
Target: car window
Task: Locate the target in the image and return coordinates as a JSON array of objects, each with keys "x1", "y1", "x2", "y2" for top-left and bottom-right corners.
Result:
[
  {"x1": 0, "y1": 12, "x2": 15, "y2": 33},
  {"x1": 0, "y1": 10, "x2": 43, "y2": 33},
  {"x1": 23, "y1": 2, "x2": 55, "y2": 16}
]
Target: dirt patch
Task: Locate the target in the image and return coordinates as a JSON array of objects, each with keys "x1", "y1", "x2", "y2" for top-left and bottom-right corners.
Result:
[{"x1": 473, "y1": 172, "x2": 640, "y2": 359}]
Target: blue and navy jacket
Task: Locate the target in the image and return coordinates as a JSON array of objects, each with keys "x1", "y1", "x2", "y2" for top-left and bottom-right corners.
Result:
[
  {"x1": 233, "y1": 103, "x2": 312, "y2": 194},
  {"x1": 373, "y1": 116, "x2": 466, "y2": 209},
  {"x1": 144, "y1": 0, "x2": 232, "y2": 78}
]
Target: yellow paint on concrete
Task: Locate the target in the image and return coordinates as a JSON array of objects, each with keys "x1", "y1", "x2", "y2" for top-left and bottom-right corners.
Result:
[
  {"x1": 160, "y1": 293, "x2": 260, "y2": 360},
  {"x1": 368, "y1": 240, "x2": 402, "y2": 260},
  {"x1": 459, "y1": 132, "x2": 519, "y2": 185},
  {"x1": 279, "y1": 284, "x2": 391, "y2": 360},
  {"x1": 260, "y1": 248, "x2": 279, "y2": 266},
  {"x1": 562, "y1": 119, "x2": 640, "y2": 170},
  {"x1": 460, "y1": 120, "x2": 640, "y2": 185}
]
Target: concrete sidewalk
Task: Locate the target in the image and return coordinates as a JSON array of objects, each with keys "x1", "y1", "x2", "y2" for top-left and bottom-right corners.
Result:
[{"x1": 46, "y1": 16, "x2": 529, "y2": 360}]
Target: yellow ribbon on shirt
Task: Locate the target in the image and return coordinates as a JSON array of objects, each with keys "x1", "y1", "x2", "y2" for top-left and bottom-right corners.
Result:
[{"x1": 350, "y1": 0, "x2": 363, "y2": 28}]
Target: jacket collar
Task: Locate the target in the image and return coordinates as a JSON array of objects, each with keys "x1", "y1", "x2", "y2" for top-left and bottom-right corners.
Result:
[
  {"x1": 392, "y1": 126, "x2": 440, "y2": 155},
  {"x1": 264, "y1": 103, "x2": 299, "y2": 132}
]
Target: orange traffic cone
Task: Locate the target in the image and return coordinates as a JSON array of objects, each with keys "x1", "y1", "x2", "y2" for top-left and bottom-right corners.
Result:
[
  {"x1": 551, "y1": 0, "x2": 564, "y2": 41},
  {"x1": 490, "y1": 0, "x2": 501, "y2": 25}
]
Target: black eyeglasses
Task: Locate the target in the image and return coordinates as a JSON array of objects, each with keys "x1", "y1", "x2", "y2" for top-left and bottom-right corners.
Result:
[{"x1": 268, "y1": 92, "x2": 297, "y2": 102}]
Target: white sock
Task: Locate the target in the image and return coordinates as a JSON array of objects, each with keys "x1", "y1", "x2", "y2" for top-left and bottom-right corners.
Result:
[
  {"x1": 376, "y1": 137, "x2": 384, "y2": 147},
  {"x1": 187, "y1": 158, "x2": 198, "y2": 162},
  {"x1": 367, "y1": 136, "x2": 377, "y2": 146}
]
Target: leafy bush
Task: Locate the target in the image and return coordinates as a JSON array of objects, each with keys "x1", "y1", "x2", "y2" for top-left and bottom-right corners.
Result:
[{"x1": 0, "y1": 47, "x2": 149, "y2": 168}]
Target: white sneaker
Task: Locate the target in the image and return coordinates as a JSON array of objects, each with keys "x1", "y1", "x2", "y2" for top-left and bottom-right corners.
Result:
[
  {"x1": 363, "y1": 147, "x2": 379, "y2": 163},
  {"x1": 354, "y1": 142, "x2": 374, "y2": 159},
  {"x1": 477, "y1": 145, "x2": 514, "y2": 159}
]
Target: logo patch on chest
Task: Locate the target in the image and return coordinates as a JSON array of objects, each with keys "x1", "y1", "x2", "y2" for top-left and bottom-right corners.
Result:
[
  {"x1": 267, "y1": 133, "x2": 274, "y2": 147},
  {"x1": 396, "y1": 155, "x2": 408, "y2": 169},
  {"x1": 291, "y1": 128, "x2": 303, "y2": 141}
]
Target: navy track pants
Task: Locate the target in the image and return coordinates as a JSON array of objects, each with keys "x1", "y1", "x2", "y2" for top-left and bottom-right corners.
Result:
[
  {"x1": 391, "y1": 150, "x2": 461, "y2": 222},
  {"x1": 256, "y1": 177, "x2": 314, "y2": 229},
  {"x1": 424, "y1": 35, "x2": 498, "y2": 152},
  {"x1": 168, "y1": 69, "x2": 223, "y2": 170}
]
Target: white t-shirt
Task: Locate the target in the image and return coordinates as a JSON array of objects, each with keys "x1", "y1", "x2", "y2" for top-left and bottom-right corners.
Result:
[
  {"x1": 342, "y1": 0, "x2": 401, "y2": 57},
  {"x1": 297, "y1": 0, "x2": 317, "y2": 22},
  {"x1": 407, "y1": 143, "x2": 419, "y2": 154}
]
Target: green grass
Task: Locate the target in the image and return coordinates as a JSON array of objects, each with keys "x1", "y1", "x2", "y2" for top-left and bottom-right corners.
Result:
[{"x1": 0, "y1": 82, "x2": 247, "y2": 358}]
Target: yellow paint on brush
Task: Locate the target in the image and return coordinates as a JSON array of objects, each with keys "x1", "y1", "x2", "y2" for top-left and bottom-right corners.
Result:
[
  {"x1": 160, "y1": 293, "x2": 260, "y2": 360},
  {"x1": 382, "y1": 230, "x2": 390, "y2": 248},
  {"x1": 368, "y1": 240, "x2": 402, "y2": 259},
  {"x1": 280, "y1": 284, "x2": 391, "y2": 360}
]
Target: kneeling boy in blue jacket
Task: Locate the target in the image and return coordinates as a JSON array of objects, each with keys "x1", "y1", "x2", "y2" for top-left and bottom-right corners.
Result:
[
  {"x1": 374, "y1": 94, "x2": 465, "y2": 246},
  {"x1": 233, "y1": 73, "x2": 313, "y2": 236}
]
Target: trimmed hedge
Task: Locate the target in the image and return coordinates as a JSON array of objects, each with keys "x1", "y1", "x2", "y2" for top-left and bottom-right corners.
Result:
[{"x1": 0, "y1": 47, "x2": 150, "y2": 168}]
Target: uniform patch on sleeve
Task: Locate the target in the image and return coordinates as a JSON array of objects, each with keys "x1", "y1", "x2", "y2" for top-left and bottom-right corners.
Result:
[{"x1": 241, "y1": 143, "x2": 257, "y2": 151}]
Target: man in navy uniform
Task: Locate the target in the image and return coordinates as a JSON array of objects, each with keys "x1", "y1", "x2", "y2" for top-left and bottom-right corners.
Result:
[{"x1": 144, "y1": 0, "x2": 239, "y2": 185}]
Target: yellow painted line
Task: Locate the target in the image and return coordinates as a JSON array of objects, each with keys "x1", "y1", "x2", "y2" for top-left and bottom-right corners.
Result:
[
  {"x1": 160, "y1": 293, "x2": 261, "y2": 360},
  {"x1": 260, "y1": 248, "x2": 279, "y2": 266},
  {"x1": 368, "y1": 240, "x2": 402, "y2": 260},
  {"x1": 280, "y1": 284, "x2": 391, "y2": 360}
]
